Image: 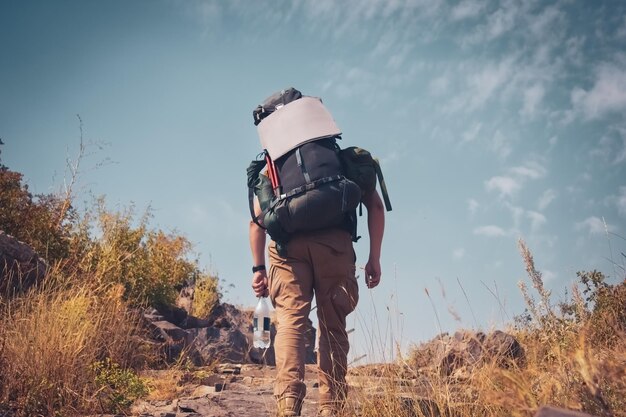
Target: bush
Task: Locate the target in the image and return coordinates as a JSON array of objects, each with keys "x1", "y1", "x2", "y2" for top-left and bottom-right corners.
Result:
[
  {"x1": 0, "y1": 166, "x2": 73, "y2": 263},
  {"x1": 92, "y1": 358, "x2": 149, "y2": 413},
  {"x1": 75, "y1": 200, "x2": 201, "y2": 308},
  {"x1": 192, "y1": 273, "x2": 221, "y2": 319}
]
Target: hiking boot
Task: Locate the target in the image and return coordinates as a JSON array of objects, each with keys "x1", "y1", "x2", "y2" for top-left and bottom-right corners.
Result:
[
  {"x1": 318, "y1": 405, "x2": 339, "y2": 417},
  {"x1": 318, "y1": 408, "x2": 336, "y2": 417},
  {"x1": 276, "y1": 396, "x2": 303, "y2": 417}
]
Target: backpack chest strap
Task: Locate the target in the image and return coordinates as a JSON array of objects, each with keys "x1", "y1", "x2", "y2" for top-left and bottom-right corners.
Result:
[{"x1": 275, "y1": 174, "x2": 344, "y2": 203}]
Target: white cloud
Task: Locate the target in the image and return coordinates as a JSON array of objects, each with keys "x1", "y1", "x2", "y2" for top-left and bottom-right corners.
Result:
[
  {"x1": 468, "y1": 198, "x2": 480, "y2": 215},
  {"x1": 527, "y1": 210, "x2": 547, "y2": 232},
  {"x1": 510, "y1": 161, "x2": 547, "y2": 179},
  {"x1": 571, "y1": 63, "x2": 626, "y2": 119},
  {"x1": 461, "y1": 122, "x2": 482, "y2": 143},
  {"x1": 565, "y1": 36, "x2": 586, "y2": 67},
  {"x1": 465, "y1": 1, "x2": 519, "y2": 44},
  {"x1": 490, "y1": 130, "x2": 513, "y2": 160},
  {"x1": 506, "y1": 203, "x2": 524, "y2": 230},
  {"x1": 474, "y1": 225, "x2": 507, "y2": 237},
  {"x1": 527, "y1": 6, "x2": 564, "y2": 40},
  {"x1": 537, "y1": 189, "x2": 557, "y2": 210},
  {"x1": 548, "y1": 136, "x2": 559, "y2": 148},
  {"x1": 429, "y1": 74, "x2": 450, "y2": 96},
  {"x1": 543, "y1": 269, "x2": 557, "y2": 283},
  {"x1": 575, "y1": 216, "x2": 616, "y2": 235},
  {"x1": 590, "y1": 127, "x2": 626, "y2": 165},
  {"x1": 450, "y1": 0, "x2": 486, "y2": 21},
  {"x1": 485, "y1": 176, "x2": 520, "y2": 198},
  {"x1": 467, "y1": 59, "x2": 514, "y2": 110},
  {"x1": 444, "y1": 57, "x2": 517, "y2": 115},
  {"x1": 520, "y1": 83, "x2": 545, "y2": 118},
  {"x1": 453, "y1": 248, "x2": 466, "y2": 260}
]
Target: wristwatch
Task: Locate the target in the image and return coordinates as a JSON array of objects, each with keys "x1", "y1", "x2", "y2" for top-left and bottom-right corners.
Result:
[{"x1": 252, "y1": 264, "x2": 266, "y2": 273}]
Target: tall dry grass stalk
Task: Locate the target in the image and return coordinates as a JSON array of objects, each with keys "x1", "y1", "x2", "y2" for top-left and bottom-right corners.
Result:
[
  {"x1": 0, "y1": 267, "x2": 146, "y2": 416},
  {"x1": 341, "y1": 240, "x2": 625, "y2": 417}
]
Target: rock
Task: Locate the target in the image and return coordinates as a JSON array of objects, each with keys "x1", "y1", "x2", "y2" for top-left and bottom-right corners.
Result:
[
  {"x1": 535, "y1": 406, "x2": 598, "y2": 417},
  {"x1": 0, "y1": 231, "x2": 48, "y2": 296},
  {"x1": 182, "y1": 315, "x2": 211, "y2": 329},
  {"x1": 199, "y1": 373, "x2": 226, "y2": 385},
  {"x1": 410, "y1": 329, "x2": 524, "y2": 377},
  {"x1": 150, "y1": 321, "x2": 192, "y2": 342},
  {"x1": 190, "y1": 385, "x2": 216, "y2": 397},
  {"x1": 176, "y1": 399, "x2": 215, "y2": 415},
  {"x1": 191, "y1": 326, "x2": 249, "y2": 363},
  {"x1": 483, "y1": 330, "x2": 525, "y2": 367},
  {"x1": 176, "y1": 280, "x2": 195, "y2": 314},
  {"x1": 156, "y1": 305, "x2": 189, "y2": 327},
  {"x1": 440, "y1": 330, "x2": 486, "y2": 376},
  {"x1": 141, "y1": 302, "x2": 317, "y2": 367},
  {"x1": 147, "y1": 320, "x2": 195, "y2": 363},
  {"x1": 217, "y1": 364, "x2": 241, "y2": 374}
]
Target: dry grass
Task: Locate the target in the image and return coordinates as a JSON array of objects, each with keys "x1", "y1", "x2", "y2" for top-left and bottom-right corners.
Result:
[
  {"x1": 0, "y1": 270, "x2": 147, "y2": 416},
  {"x1": 341, "y1": 239, "x2": 625, "y2": 417}
]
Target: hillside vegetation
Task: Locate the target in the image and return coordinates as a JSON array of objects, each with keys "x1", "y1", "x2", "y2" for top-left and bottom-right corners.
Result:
[
  {"x1": 0, "y1": 158, "x2": 220, "y2": 416},
  {"x1": 1, "y1": 152, "x2": 624, "y2": 417}
]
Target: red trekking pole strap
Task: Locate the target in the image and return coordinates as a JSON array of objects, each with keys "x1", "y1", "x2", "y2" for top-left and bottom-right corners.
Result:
[{"x1": 265, "y1": 152, "x2": 281, "y2": 194}]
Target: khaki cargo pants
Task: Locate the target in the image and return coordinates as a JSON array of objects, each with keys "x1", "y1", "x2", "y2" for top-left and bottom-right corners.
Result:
[{"x1": 268, "y1": 228, "x2": 359, "y2": 411}]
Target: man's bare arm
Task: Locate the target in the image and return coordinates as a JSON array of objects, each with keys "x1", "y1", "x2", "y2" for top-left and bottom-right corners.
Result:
[
  {"x1": 361, "y1": 189, "x2": 385, "y2": 289},
  {"x1": 249, "y1": 198, "x2": 268, "y2": 297}
]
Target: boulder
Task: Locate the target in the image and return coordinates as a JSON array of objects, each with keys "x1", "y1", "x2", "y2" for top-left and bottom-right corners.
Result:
[
  {"x1": 440, "y1": 330, "x2": 525, "y2": 377},
  {"x1": 410, "y1": 329, "x2": 524, "y2": 377},
  {"x1": 142, "y1": 302, "x2": 317, "y2": 366},
  {"x1": 0, "y1": 231, "x2": 48, "y2": 296},
  {"x1": 147, "y1": 319, "x2": 196, "y2": 363}
]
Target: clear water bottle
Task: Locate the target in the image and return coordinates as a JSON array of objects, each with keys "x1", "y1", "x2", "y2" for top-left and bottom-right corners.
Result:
[{"x1": 253, "y1": 296, "x2": 271, "y2": 349}]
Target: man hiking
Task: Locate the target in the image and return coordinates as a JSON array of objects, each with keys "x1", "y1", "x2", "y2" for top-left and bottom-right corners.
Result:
[{"x1": 247, "y1": 88, "x2": 388, "y2": 417}]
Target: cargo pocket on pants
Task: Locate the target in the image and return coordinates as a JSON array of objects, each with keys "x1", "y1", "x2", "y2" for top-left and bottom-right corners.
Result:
[{"x1": 331, "y1": 271, "x2": 359, "y2": 317}]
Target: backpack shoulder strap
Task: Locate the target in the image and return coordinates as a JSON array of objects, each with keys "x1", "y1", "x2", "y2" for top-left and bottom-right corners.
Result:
[
  {"x1": 248, "y1": 187, "x2": 266, "y2": 229},
  {"x1": 373, "y1": 158, "x2": 392, "y2": 211},
  {"x1": 247, "y1": 158, "x2": 268, "y2": 228}
]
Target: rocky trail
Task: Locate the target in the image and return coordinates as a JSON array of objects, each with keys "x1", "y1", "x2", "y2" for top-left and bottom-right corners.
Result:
[
  {"x1": 94, "y1": 361, "x2": 593, "y2": 417},
  {"x1": 128, "y1": 364, "x2": 325, "y2": 417}
]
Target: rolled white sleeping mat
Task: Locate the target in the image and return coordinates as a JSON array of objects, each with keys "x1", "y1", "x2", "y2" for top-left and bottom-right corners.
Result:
[{"x1": 257, "y1": 96, "x2": 341, "y2": 160}]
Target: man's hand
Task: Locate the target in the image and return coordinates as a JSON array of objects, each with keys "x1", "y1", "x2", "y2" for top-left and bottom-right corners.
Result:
[
  {"x1": 252, "y1": 270, "x2": 269, "y2": 297},
  {"x1": 364, "y1": 257, "x2": 381, "y2": 289}
]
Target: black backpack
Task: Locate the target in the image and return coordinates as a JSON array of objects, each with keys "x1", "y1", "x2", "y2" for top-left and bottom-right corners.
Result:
[
  {"x1": 247, "y1": 137, "x2": 361, "y2": 246},
  {"x1": 247, "y1": 88, "x2": 391, "y2": 249}
]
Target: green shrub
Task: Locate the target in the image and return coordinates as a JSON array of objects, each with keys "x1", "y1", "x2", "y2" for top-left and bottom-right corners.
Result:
[
  {"x1": 192, "y1": 273, "x2": 221, "y2": 319},
  {"x1": 78, "y1": 199, "x2": 201, "y2": 308},
  {"x1": 92, "y1": 358, "x2": 148, "y2": 413},
  {"x1": 0, "y1": 166, "x2": 73, "y2": 263}
]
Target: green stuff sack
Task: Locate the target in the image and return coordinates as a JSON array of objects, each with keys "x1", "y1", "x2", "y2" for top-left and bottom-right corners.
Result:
[{"x1": 339, "y1": 147, "x2": 392, "y2": 211}]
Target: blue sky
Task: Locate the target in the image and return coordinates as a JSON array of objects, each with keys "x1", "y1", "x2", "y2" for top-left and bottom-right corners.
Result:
[{"x1": 2, "y1": 0, "x2": 625, "y2": 362}]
